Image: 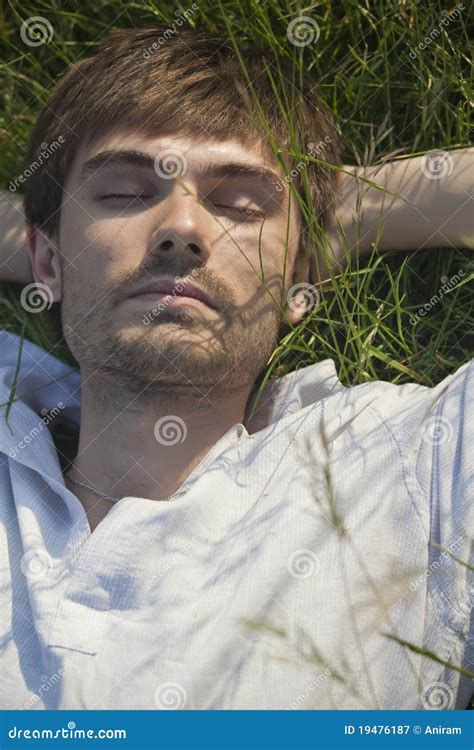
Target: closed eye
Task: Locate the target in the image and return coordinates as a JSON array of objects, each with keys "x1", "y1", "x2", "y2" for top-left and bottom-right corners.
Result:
[
  {"x1": 214, "y1": 204, "x2": 264, "y2": 220},
  {"x1": 99, "y1": 193, "x2": 154, "y2": 201},
  {"x1": 97, "y1": 195, "x2": 264, "y2": 220}
]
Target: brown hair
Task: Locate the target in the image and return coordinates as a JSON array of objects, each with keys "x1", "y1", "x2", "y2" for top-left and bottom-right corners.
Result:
[{"x1": 23, "y1": 24, "x2": 341, "y2": 253}]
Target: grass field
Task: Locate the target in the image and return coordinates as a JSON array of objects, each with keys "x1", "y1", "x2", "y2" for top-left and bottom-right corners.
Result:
[{"x1": 0, "y1": 0, "x2": 472, "y2": 387}]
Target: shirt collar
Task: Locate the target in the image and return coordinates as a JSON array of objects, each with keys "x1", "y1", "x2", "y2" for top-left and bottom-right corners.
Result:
[
  {"x1": 245, "y1": 358, "x2": 343, "y2": 434},
  {"x1": 0, "y1": 331, "x2": 80, "y2": 482}
]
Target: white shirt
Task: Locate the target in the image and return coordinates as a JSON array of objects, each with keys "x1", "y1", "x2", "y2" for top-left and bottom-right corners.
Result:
[{"x1": 0, "y1": 330, "x2": 472, "y2": 710}]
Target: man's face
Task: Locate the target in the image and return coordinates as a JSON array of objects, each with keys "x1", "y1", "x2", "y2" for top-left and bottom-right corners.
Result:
[{"x1": 56, "y1": 131, "x2": 304, "y2": 397}]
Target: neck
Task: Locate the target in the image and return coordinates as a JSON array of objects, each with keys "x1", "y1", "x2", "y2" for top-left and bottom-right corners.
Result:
[{"x1": 66, "y1": 370, "x2": 254, "y2": 504}]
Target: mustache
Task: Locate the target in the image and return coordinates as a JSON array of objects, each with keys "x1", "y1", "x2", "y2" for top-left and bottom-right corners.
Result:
[{"x1": 108, "y1": 257, "x2": 236, "y2": 313}]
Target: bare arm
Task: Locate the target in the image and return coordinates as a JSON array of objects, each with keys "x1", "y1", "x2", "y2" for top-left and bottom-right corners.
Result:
[
  {"x1": 0, "y1": 191, "x2": 32, "y2": 284},
  {"x1": 312, "y1": 147, "x2": 474, "y2": 281}
]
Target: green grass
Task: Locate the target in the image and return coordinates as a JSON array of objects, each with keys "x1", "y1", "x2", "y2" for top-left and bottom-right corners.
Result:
[{"x1": 0, "y1": 0, "x2": 472, "y2": 389}]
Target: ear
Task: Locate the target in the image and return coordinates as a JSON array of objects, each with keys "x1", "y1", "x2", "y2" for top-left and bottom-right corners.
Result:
[
  {"x1": 285, "y1": 253, "x2": 312, "y2": 326},
  {"x1": 26, "y1": 225, "x2": 62, "y2": 301}
]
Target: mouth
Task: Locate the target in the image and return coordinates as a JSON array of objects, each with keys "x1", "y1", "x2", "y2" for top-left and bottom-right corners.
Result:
[{"x1": 127, "y1": 277, "x2": 217, "y2": 310}]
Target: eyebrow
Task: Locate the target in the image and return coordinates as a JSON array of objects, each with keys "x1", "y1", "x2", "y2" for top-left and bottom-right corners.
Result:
[{"x1": 79, "y1": 149, "x2": 286, "y2": 195}]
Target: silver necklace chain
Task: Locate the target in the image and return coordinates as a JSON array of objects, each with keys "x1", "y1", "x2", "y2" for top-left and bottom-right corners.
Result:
[
  {"x1": 65, "y1": 472, "x2": 183, "y2": 505},
  {"x1": 66, "y1": 474, "x2": 121, "y2": 504}
]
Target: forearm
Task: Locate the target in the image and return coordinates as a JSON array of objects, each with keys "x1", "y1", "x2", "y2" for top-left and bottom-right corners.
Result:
[
  {"x1": 0, "y1": 191, "x2": 32, "y2": 284},
  {"x1": 331, "y1": 147, "x2": 474, "y2": 258}
]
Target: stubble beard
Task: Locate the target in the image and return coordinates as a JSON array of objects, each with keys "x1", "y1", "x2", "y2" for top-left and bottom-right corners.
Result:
[{"x1": 60, "y1": 276, "x2": 283, "y2": 408}]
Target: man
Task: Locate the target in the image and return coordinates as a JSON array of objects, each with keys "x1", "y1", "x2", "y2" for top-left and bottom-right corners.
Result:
[{"x1": 0, "y1": 25, "x2": 472, "y2": 710}]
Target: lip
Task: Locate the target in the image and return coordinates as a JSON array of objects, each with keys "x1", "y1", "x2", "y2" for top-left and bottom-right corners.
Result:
[
  {"x1": 129, "y1": 292, "x2": 211, "y2": 310},
  {"x1": 128, "y1": 277, "x2": 216, "y2": 309}
]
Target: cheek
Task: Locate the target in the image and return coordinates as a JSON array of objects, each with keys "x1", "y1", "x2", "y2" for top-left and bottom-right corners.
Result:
[
  {"x1": 217, "y1": 225, "x2": 294, "y2": 305},
  {"x1": 215, "y1": 226, "x2": 268, "y2": 283},
  {"x1": 237, "y1": 221, "x2": 298, "y2": 281},
  {"x1": 64, "y1": 215, "x2": 148, "y2": 278}
]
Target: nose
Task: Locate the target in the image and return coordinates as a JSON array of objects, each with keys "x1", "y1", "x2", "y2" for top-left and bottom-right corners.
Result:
[{"x1": 149, "y1": 187, "x2": 213, "y2": 262}]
